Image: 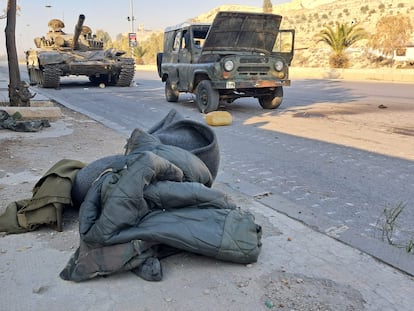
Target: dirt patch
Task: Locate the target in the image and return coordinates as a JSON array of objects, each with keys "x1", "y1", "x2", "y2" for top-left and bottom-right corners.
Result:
[
  {"x1": 0, "y1": 138, "x2": 26, "y2": 174},
  {"x1": 261, "y1": 271, "x2": 366, "y2": 310},
  {"x1": 391, "y1": 127, "x2": 414, "y2": 137}
]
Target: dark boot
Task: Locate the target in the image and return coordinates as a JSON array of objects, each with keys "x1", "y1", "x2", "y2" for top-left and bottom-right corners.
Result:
[{"x1": 131, "y1": 257, "x2": 163, "y2": 282}]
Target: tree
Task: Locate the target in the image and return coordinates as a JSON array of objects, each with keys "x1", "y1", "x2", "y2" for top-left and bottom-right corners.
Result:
[
  {"x1": 112, "y1": 33, "x2": 130, "y2": 55},
  {"x1": 263, "y1": 0, "x2": 273, "y2": 13},
  {"x1": 95, "y1": 29, "x2": 113, "y2": 49},
  {"x1": 316, "y1": 22, "x2": 368, "y2": 68},
  {"x1": 132, "y1": 45, "x2": 147, "y2": 65},
  {"x1": 370, "y1": 15, "x2": 413, "y2": 62},
  {"x1": 4, "y1": 0, "x2": 33, "y2": 106},
  {"x1": 141, "y1": 32, "x2": 163, "y2": 64}
]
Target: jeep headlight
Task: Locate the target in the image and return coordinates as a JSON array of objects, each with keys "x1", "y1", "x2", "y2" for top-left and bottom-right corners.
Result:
[
  {"x1": 274, "y1": 61, "x2": 284, "y2": 72},
  {"x1": 224, "y1": 60, "x2": 234, "y2": 72}
]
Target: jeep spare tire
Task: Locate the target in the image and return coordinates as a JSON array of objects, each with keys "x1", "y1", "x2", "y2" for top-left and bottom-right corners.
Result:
[
  {"x1": 195, "y1": 80, "x2": 219, "y2": 113},
  {"x1": 258, "y1": 86, "x2": 283, "y2": 109}
]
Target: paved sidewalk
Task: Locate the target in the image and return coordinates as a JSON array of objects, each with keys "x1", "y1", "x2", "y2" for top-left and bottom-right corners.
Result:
[{"x1": 0, "y1": 70, "x2": 413, "y2": 310}]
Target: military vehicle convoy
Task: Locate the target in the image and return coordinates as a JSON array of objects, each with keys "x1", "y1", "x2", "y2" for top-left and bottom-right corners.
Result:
[
  {"x1": 26, "y1": 14, "x2": 135, "y2": 88},
  {"x1": 157, "y1": 11, "x2": 295, "y2": 113}
]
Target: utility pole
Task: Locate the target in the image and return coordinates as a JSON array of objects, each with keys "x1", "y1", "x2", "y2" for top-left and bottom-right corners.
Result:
[
  {"x1": 128, "y1": 0, "x2": 136, "y2": 60},
  {"x1": 130, "y1": 0, "x2": 135, "y2": 33}
]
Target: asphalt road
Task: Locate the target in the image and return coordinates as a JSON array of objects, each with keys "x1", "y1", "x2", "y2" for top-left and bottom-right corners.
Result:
[{"x1": 21, "y1": 68, "x2": 414, "y2": 273}]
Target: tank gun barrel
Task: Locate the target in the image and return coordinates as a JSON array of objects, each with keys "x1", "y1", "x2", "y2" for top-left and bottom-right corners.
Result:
[{"x1": 72, "y1": 14, "x2": 85, "y2": 49}]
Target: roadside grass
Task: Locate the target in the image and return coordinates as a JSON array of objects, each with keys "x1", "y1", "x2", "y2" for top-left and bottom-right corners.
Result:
[{"x1": 376, "y1": 202, "x2": 414, "y2": 254}]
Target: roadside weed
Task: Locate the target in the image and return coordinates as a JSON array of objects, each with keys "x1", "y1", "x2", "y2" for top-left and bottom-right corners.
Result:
[{"x1": 376, "y1": 202, "x2": 414, "y2": 254}]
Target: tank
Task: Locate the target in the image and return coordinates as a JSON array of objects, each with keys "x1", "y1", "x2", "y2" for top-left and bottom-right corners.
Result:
[{"x1": 26, "y1": 14, "x2": 135, "y2": 88}]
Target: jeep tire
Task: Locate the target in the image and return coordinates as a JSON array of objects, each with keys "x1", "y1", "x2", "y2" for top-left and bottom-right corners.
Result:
[
  {"x1": 156, "y1": 53, "x2": 163, "y2": 78},
  {"x1": 258, "y1": 86, "x2": 283, "y2": 109},
  {"x1": 195, "y1": 80, "x2": 219, "y2": 113},
  {"x1": 165, "y1": 78, "x2": 179, "y2": 102}
]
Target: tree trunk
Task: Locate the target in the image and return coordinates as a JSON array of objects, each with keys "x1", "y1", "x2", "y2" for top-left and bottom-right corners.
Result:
[{"x1": 5, "y1": 0, "x2": 32, "y2": 106}]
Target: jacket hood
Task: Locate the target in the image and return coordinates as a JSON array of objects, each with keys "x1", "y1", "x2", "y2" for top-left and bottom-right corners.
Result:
[{"x1": 125, "y1": 128, "x2": 161, "y2": 155}]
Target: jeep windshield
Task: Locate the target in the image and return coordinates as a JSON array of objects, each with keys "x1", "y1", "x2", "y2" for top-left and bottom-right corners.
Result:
[{"x1": 202, "y1": 11, "x2": 282, "y2": 54}]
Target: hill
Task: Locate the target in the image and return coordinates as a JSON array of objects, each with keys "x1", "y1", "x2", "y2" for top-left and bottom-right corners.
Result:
[{"x1": 191, "y1": 0, "x2": 414, "y2": 68}]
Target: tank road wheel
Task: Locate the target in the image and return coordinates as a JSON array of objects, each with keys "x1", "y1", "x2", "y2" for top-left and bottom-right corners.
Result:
[
  {"x1": 39, "y1": 65, "x2": 61, "y2": 88},
  {"x1": 165, "y1": 78, "x2": 179, "y2": 102},
  {"x1": 89, "y1": 75, "x2": 100, "y2": 84},
  {"x1": 115, "y1": 60, "x2": 135, "y2": 87},
  {"x1": 258, "y1": 86, "x2": 283, "y2": 109},
  {"x1": 195, "y1": 80, "x2": 219, "y2": 113},
  {"x1": 89, "y1": 75, "x2": 109, "y2": 85}
]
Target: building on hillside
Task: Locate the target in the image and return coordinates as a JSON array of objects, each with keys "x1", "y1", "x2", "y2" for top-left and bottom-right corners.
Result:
[
  {"x1": 394, "y1": 43, "x2": 414, "y2": 64},
  {"x1": 136, "y1": 24, "x2": 161, "y2": 43}
]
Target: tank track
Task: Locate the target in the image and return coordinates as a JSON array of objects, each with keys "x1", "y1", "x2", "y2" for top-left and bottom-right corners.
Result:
[
  {"x1": 41, "y1": 65, "x2": 61, "y2": 88},
  {"x1": 115, "y1": 59, "x2": 135, "y2": 87}
]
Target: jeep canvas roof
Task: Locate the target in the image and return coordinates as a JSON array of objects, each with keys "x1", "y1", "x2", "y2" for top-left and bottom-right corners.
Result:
[{"x1": 202, "y1": 11, "x2": 282, "y2": 54}]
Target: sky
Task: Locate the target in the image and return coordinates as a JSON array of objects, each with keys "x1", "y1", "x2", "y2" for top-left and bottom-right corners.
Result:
[{"x1": 0, "y1": 0, "x2": 290, "y2": 56}]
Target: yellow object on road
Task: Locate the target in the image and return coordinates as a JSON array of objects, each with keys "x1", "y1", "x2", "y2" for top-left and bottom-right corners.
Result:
[{"x1": 205, "y1": 111, "x2": 232, "y2": 126}]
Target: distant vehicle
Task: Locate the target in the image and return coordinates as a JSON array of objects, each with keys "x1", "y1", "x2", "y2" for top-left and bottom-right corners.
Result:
[
  {"x1": 157, "y1": 11, "x2": 295, "y2": 113},
  {"x1": 26, "y1": 14, "x2": 135, "y2": 88}
]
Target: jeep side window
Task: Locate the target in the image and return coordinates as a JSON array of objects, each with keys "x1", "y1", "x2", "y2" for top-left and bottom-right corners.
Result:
[
  {"x1": 173, "y1": 31, "x2": 182, "y2": 52},
  {"x1": 182, "y1": 30, "x2": 190, "y2": 50},
  {"x1": 192, "y1": 26, "x2": 209, "y2": 49}
]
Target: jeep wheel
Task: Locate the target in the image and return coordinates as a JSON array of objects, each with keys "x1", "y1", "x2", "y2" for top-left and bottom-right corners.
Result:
[
  {"x1": 156, "y1": 53, "x2": 163, "y2": 78},
  {"x1": 259, "y1": 86, "x2": 283, "y2": 109},
  {"x1": 195, "y1": 80, "x2": 219, "y2": 113},
  {"x1": 165, "y1": 78, "x2": 179, "y2": 102}
]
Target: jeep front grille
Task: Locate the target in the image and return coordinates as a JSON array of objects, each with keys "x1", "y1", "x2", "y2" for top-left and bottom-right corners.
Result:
[
  {"x1": 237, "y1": 66, "x2": 270, "y2": 75},
  {"x1": 240, "y1": 57, "x2": 268, "y2": 64}
]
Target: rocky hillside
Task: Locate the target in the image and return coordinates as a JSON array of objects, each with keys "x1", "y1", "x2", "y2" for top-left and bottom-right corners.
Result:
[{"x1": 192, "y1": 0, "x2": 414, "y2": 68}]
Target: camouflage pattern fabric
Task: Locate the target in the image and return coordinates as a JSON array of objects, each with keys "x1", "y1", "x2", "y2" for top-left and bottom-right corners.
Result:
[{"x1": 0, "y1": 109, "x2": 50, "y2": 132}]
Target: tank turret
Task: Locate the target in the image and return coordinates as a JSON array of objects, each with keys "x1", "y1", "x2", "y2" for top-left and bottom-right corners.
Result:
[{"x1": 72, "y1": 14, "x2": 85, "y2": 49}]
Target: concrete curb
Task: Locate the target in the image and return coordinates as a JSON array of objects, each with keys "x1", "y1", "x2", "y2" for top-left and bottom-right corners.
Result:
[
  {"x1": 290, "y1": 67, "x2": 414, "y2": 83},
  {"x1": 1, "y1": 106, "x2": 62, "y2": 121}
]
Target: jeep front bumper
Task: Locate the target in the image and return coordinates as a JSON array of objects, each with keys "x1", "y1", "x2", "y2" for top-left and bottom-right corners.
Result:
[{"x1": 212, "y1": 79, "x2": 290, "y2": 90}]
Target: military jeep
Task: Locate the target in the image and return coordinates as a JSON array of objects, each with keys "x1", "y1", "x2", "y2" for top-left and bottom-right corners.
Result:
[{"x1": 157, "y1": 11, "x2": 295, "y2": 113}]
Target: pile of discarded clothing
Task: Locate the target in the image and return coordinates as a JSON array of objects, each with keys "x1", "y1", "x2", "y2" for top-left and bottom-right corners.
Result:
[
  {"x1": 0, "y1": 109, "x2": 50, "y2": 132},
  {"x1": 0, "y1": 109, "x2": 262, "y2": 282}
]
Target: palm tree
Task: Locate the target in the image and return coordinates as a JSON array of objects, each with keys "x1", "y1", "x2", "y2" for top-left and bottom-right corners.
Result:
[
  {"x1": 262, "y1": 0, "x2": 273, "y2": 13},
  {"x1": 133, "y1": 45, "x2": 147, "y2": 65},
  {"x1": 317, "y1": 22, "x2": 368, "y2": 68}
]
